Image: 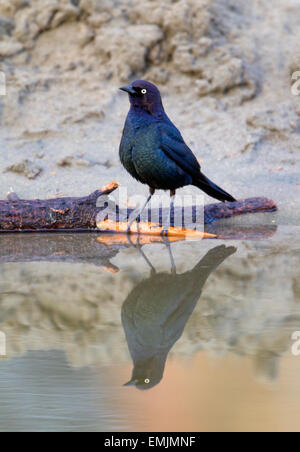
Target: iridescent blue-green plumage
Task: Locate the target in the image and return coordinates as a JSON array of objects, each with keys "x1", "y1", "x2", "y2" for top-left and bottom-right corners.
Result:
[
  {"x1": 119, "y1": 80, "x2": 236, "y2": 202},
  {"x1": 122, "y1": 245, "x2": 237, "y2": 390}
]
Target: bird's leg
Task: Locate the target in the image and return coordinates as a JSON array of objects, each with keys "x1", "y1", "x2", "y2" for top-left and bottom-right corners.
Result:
[
  {"x1": 127, "y1": 235, "x2": 157, "y2": 274},
  {"x1": 127, "y1": 188, "x2": 155, "y2": 234},
  {"x1": 137, "y1": 236, "x2": 157, "y2": 275},
  {"x1": 161, "y1": 190, "x2": 176, "y2": 237},
  {"x1": 162, "y1": 236, "x2": 177, "y2": 274}
]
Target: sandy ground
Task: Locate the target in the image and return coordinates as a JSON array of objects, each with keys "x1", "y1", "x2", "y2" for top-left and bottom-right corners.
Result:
[{"x1": 0, "y1": 0, "x2": 299, "y2": 225}]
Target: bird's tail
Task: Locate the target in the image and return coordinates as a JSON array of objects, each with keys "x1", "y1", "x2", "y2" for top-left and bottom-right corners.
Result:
[
  {"x1": 194, "y1": 172, "x2": 236, "y2": 203},
  {"x1": 193, "y1": 245, "x2": 237, "y2": 277},
  {"x1": 181, "y1": 245, "x2": 237, "y2": 298}
]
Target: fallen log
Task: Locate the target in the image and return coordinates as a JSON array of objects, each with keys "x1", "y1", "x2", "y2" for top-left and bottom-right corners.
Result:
[
  {"x1": 0, "y1": 181, "x2": 277, "y2": 233},
  {"x1": 0, "y1": 181, "x2": 119, "y2": 232},
  {"x1": 97, "y1": 219, "x2": 217, "y2": 239}
]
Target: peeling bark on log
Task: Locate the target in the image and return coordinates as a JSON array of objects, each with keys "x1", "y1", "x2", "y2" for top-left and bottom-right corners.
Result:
[
  {"x1": 97, "y1": 219, "x2": 217, "y2": 239},
  {"x1": 0, "y1": 181, "x2": 119, "y2": 232},
  {"x1": 203, "y1": 197, "x2": 277, "y2": 224},
  {"x1": 0, "y1": 181, "x2": 277, "y2": 233},
  {"x1": 125, "y1": 197, "x2": 277, "y2": 229}
]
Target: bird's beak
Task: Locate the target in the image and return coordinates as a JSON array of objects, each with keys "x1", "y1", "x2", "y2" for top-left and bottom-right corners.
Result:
[
  {"x1": 120, "y1": 85, "x2": 136, "y2": 95},
  {"x1": 123, "y1": 378, "x2": 139, "y2": 387}
]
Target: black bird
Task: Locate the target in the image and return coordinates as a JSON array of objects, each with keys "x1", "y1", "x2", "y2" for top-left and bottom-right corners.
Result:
[
  {"x1": 119, "y1": 80, "x2": 236, "y2": 234},
  {"x1": 122, "y1": 245, "x2": 237, "y2": 390}
]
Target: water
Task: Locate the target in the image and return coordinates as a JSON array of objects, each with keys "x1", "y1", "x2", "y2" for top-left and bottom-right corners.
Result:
[{"x1": 0, "y1": 225, "x2": 300, "y2": 432}]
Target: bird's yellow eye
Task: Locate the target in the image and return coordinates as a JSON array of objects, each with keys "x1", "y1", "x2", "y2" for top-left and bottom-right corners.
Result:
[
  {"x1": 144, "y1": 379, "x2": 150, "y2": 384},
  {"x1": 141, "y1": 89, "x2": 147, "y2": 94}
]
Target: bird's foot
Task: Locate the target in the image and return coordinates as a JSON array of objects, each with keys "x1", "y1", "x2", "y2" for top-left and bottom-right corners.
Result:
[
  {"x1": 160, "y1": 227, "x2": 169, "y2": 237},
  {"x1": 161, "y1": 216, "x2": 171, "y2": 237},
  {"x1": 128, "y1": 235, "x2": 157, "y2": 274},
  {"x1": 126, "y1": 215, "x2": 140, "y2": 235}
]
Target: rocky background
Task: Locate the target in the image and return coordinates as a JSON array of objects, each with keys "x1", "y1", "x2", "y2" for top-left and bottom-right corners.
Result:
[
  {"x1": 0, "y1": 0, "x2": 299, "y2": 223},
  {"x1": 0, "y1": 1, "x2": 300, "y2": 380}
]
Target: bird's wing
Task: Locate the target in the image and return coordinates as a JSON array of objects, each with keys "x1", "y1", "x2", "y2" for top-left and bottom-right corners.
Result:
[{"x1": 158, "y1": 121, "x2": 201, "y2": 179}]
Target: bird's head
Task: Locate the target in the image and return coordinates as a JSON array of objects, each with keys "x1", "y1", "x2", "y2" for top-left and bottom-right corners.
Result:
[
  {"x1": 120, "y1": 80, "x2": 164, "y2": 115},
  {"x1": 123, "y1": 353, "x2": 167, "y2": 390}
]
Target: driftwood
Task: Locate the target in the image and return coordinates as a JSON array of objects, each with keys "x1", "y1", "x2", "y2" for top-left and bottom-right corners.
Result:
[
  {"x1": 0, "y1": 181, "x2": 119, "y2": 232},
  {"x1": 0, "y1": 181, "x2": 277, "y2": 234},
  {"x1": 97, "y1": 219, "x2": 217, "y2": 239}
]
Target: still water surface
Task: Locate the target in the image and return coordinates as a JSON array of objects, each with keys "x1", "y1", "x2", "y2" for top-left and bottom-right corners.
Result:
[{"x1": 0, "y1": 225, "x2": 299, "y2": 432}]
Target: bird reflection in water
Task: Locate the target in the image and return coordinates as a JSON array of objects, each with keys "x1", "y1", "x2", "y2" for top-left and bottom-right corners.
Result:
[{"x1": 122, "y1": 242, "x2": 237, "y2": 390}]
